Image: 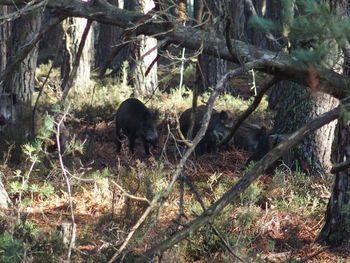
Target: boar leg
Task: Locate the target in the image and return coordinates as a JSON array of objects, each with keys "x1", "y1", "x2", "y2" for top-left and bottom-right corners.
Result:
[
  {"x1": 144, "y1": 142, "x2": 150, "y2": 155},
  {"x1": 128, "y1": 134, "x2": 136, "y2": 154},
  {"x1": 116, "y1": 128, "x2": 123, "y2": 153}
]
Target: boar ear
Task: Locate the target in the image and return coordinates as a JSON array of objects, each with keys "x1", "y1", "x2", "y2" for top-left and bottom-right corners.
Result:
[{"x1": 219, "y1": 110, "x2": 229, "y2": 120}]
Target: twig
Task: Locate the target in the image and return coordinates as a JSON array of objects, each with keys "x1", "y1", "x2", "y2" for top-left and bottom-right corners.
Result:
[
  {"x1": 33, "y1": 39, "x2": 63, "y2": 136},
  {"x1": 182, "y1": 174, "x2": 245, "y2": 263},
  {"x1": 56, "y1": 108, "x2": 76, "y2": 261},
  {"x1": 111, "y1": 181, "x2": 150, "y2": 205},
  {"x1": 295, "y1": 247, "x2": 328, "y2": 263}
]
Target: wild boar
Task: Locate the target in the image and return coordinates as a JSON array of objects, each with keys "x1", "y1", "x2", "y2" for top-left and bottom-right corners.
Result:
[
  {"x1": 233, "y1": 122, "x2": 267, "y2": 152},
  {"x1": 246, "y1": 133, "x2": 292, "y2": 166},
  {"x1": 179, "y1": 105, "x2": 231, "y2": 155},
  {"x1": 0, "y1": 94, "x2": 15, "y2": 132},
  {"x1": 116, "y1": 98, "x2": 158, "y2": 155}
]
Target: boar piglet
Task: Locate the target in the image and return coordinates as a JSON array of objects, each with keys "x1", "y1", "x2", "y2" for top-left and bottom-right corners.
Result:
[
  {"x1": 116, "y1": 98, "x2": 159, "y2": 155},
  {"x1": 179, "y1": 105, "x2": 231, "y2": 155}
]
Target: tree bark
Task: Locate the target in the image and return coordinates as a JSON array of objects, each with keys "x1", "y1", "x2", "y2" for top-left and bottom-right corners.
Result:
[
  {"x1": 7, "y1": 9, "x2": 42, "y2": 103},
  {"x1": 61, "y1": 16, "x2": 93, "y2": 88},
  {"x1": 317, "y1": 0, "x2": 350, "y2": 246},
  {"x1": 0, "y1": 6, "x2": 10, "y2": 76},
  {"x1": 195, "y1": 0, "x2": 227, "y2": 93},
  {"x1": 318, "y1": 116, "x2": 350, "y2": 245},
  {"x1": 272, "y1": 83, "x2": 338, "y2": 174},
  {"x1": 127, "y1": 0, "x2": 158, "y2": 97},
  {"x1": 268, "y1": 0, "x2": 340, "y2": 174},
  {"x1": 95, "y1": 0, "x2": 124, "y2": 71},
  {"x1": 38, "y1": 10, "x2": 65, "y2": 66}
]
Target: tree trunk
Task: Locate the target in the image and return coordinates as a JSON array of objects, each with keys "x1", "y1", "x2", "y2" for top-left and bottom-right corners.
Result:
[
  {"x1": 268, "y1": 0, "x2": 340, "y2": 175},
  {"x1": 128, "y1": 0, "x2": 158, "y2": 97},
  {"x1": 318, "y1": 116, "x2": 350, "y2": 245},
  {"x1": 38, "y1": 10, "x2": 64, "y2": 66},
  {"x1": 272, "y1": 83, "x2": 338, "y2": 173},
  {"x1": 0, "y1": 7, "x2": 42, "y2": 163},
  {"x1": 8, "y1": 10, "x2": 42, "y2": 103},
  {"x1": 61, "y1": 17, "x2": 93, "y2": 88},
  {"x1": 95, "y1": 0, "x2": 124, "y2": 71},
  {"x1": 195, "y1": 0, "x2": 227, "y2": 93},
  {"x1": 0, "y1": 6, "x2": 10, "y2": 76},
  {"x1": 317, "y1": 0, "x2": 350, "y2": 246},
  {"x1": 0, "y1": 6, "x2": 11, "y2": 212}
]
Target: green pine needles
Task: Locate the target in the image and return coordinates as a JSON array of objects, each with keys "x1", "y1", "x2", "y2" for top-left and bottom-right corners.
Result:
[{"x1": 249, "y1": 0, "x2": 350, "y2": 65}]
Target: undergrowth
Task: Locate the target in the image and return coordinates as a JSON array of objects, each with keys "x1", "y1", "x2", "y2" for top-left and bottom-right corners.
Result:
[{"x1": 0, "y1": 61, "x2": 334, "y2": 263}]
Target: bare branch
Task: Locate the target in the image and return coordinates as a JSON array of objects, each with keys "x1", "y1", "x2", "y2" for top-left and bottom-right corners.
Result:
[
  {"x1": 330, "y1": 159, "x2": 350, "y2": 174},
  {"x1": 56, "y1": 109, "x2": 76, "y2": 261}
]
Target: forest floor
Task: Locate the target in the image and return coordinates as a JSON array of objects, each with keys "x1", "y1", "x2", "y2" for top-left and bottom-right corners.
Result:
[
  {"x1": 2, "y1": 67, "x2": 349, "y2": 262},
  {"x1": 3, "y1": 115, "x2": 349, "y2": 263}
]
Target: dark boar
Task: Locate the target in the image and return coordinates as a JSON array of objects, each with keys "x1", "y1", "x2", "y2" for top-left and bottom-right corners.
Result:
[
  {"x1": 246, "y1": 133, "x2": 292, "y2": 166},
  {"x1": 116, "y1": 98, "x2": 158, "y2": 155},
  {"x1": 0, "y1": 94, "x2": 15, "y2": 131},
  {"x1": 233, "y1": 122, "x2": 267, "y2": 152},
  {"x1": 179, "y1": 105, "x2": 231, "y2": 154}
]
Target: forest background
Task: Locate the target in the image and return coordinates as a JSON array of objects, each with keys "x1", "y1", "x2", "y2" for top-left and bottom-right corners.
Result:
[{"x1": 1, "y1": 0, "x2": 350, "y2": 262}]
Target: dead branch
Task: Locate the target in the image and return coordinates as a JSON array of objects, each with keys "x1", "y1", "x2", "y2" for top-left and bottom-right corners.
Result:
[
  {"x1": 56, "y1": 109, "x2": 76, "y2": 261},
  {"x1": 330, "y1": 159, "x2": 350, "y2": 174},
  {"x1": 182, "y1": 174, "x2": 246, "y2": 263},
  {"x1": 0, "y1": 0, "x2": 48, "y2": 24}
]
